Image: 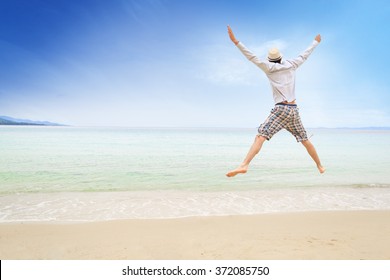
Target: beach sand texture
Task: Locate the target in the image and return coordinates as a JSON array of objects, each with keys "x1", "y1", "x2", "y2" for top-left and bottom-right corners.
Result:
[{"x1": 1, "y1": 211, "x2": 390, "y2": 260}]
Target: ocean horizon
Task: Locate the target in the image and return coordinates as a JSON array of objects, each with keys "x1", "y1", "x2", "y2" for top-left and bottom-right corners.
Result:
[{"x1": 1, "y1": 126, "x2": 390, "y2": 222}]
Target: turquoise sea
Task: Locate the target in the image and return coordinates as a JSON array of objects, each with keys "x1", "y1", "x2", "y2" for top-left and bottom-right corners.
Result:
[{"x1": 1, "y1": 126, "x2": 390, "y2": 222}]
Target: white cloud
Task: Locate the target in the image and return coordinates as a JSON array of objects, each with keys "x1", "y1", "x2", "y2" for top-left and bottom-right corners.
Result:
[{"x1": 329, "y1": 109, "x2": 390, "y2": 128}]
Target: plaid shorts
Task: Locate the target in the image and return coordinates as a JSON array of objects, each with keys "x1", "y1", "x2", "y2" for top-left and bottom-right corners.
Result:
[{"x1": 258, "y1": 104, "x2": 308, "y2": 142}]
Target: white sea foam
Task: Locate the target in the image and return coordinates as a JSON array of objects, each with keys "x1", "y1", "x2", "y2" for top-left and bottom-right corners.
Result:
[{"x1": 1, "y1": 187, "x2": 390, "y2": 222}]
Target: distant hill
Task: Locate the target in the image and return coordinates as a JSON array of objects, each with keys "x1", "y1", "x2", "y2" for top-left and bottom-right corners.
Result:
[{"x1": 0, "y1": 116, "x2": 64, "y2": 126}]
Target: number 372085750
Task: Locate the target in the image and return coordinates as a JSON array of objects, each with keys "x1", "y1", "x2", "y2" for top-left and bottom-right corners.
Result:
[{"x1": 215, "y1": 266, "x2": 270, "y2": 276}]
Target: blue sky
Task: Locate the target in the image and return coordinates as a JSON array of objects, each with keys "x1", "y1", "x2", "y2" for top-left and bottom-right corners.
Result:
[{"x1": 1, "y1": 0, "x2": 390, "y2": 127}]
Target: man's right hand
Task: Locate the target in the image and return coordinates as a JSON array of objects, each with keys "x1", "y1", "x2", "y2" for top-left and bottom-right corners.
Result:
[
  {"x1": 227, "y1": 25, "x2": 239, "y2": 45},
  {"x1": 315, "y1": 34, "x2": 321, "y2": 43}
]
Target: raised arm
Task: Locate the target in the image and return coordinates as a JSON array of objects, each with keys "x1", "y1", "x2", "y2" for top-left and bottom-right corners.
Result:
[
  {"x1": 289, "y1": 34, "x2": 321, "y2": 69},
  {"x1": 227, "y1": 25, "x2": 268, "y2": 72}
]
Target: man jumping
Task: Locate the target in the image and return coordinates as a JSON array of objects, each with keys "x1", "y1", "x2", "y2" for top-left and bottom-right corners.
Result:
[{"x1": 226, "y1": 26, "x2": 325, "y2": 177}]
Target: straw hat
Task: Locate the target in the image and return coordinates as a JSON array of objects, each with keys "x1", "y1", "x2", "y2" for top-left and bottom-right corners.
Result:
[{"x1": 268, "y1": 47, "x2": 282, "y2": 62}]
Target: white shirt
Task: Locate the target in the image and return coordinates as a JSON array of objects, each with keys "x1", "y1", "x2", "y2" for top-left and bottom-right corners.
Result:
[{"x1": 236, "y1": 40, "x2": 319, "y2": 104}]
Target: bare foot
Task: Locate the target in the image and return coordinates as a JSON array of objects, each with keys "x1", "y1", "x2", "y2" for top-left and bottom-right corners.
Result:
[
  {"x1": 318, "y1": 165, "x2": 326, "y2": 174},
  {"x1": 226, "y1": 165, "x2": 248, "y2": 177}
]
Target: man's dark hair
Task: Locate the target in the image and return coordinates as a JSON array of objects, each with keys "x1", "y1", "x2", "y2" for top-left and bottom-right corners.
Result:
[{"x1": 269, "y1": 59, "x2": 281, "y2": 64}]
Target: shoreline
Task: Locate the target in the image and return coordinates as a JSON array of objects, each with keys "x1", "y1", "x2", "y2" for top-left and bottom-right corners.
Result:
[
  {"x1": 1, "y1": 210, "x2": 390, "y2": 260},
  {"x1": 2, "y1": 187, "x2": 390, "y2": 222},
  {"x1": 0, "y1": 208, "x2": 389, "y2": 225}
]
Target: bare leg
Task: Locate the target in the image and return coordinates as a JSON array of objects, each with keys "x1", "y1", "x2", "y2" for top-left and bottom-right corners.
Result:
[
  {"x1": 226, "y1": 135, "x2": 267, "y2": 177},
  {"x1": 301, "y1": 140, "x2": 325, "y2": 173}
]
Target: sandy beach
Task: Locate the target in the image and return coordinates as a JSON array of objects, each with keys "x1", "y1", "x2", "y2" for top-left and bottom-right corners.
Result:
[{"x1": 1, "y1": 211, "x2": 390, "y2": 260}]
